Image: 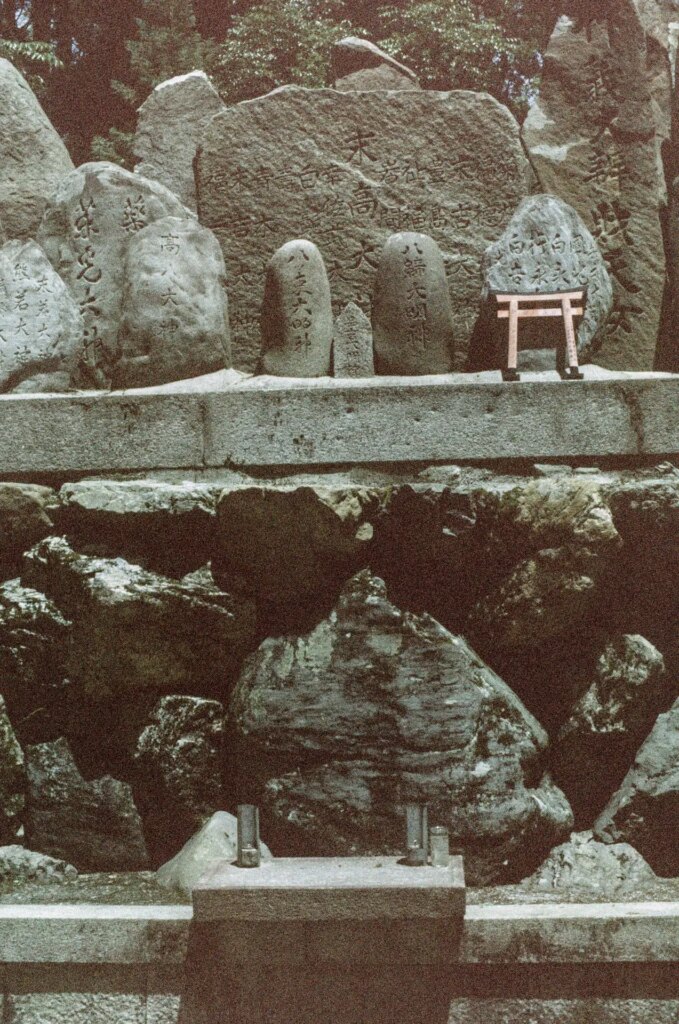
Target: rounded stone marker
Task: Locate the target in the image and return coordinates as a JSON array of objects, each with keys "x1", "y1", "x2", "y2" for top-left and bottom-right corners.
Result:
[
  {"x1": 260, "y1": 239, "x2": 333, "y2": 377},
  {"x1": 259, "y1": 238, "x2": 333, "y2": 376},
  {"x1": 372, "y1": 232, "x2": 455, "y2": 375}
]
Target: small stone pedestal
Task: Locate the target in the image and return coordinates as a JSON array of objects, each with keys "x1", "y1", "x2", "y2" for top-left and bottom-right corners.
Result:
[{"x1": 190, "y1": 856, "x2": 465, "y2": 1024}]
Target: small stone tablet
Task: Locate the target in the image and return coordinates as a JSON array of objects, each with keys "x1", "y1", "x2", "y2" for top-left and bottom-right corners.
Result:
[
  {"x1": 260, "y1": 239, "x2": 333, "y2": 377},
  {"x1": 333, "y1": 302, "x2": 374, "y2": 378},
  {"x1": 372, "y1": 232, "x2": 455, "y2": 375}
]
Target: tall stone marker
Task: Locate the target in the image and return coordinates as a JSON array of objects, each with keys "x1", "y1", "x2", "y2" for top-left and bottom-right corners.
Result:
[
  {"x1": 522, "y1": 10, "x2": 667, "y2": 369},
  {"x1": 333, "y1": 301, "x2": 374, "y2": 377},
  {"x1": 0, "y1": 58, "x2": 74, "y2": 241},
  {"x1": 260, "y1": 239, "x2": 333, "y2": 376},
  {"x1": 134, "y1": 70, "x2": 226, "y2": 211},
  {"x1": 197, "y1": 86, "x2": 535, "y2": 372},
  {"x1": 372, "y1": 232, "x2": 454, "y2": 375}
]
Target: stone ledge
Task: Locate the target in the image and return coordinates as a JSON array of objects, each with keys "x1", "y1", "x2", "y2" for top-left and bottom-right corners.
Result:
[{"x1": 1, "y1": 900, "x2": 677, "y2": 965}]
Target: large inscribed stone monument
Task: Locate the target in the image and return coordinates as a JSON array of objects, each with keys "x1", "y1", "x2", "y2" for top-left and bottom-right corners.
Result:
[
  {"x1": 198, "y1": 86, "x2": 535, "y2": 372},
  {"x1": 522, "y1": 8, "x2": 667, "y2": 369}
]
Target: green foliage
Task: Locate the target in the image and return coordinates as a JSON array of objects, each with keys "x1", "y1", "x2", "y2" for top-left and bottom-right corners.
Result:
[
  {"x1": 212, "y1": 0, "x2": 354, "y2": 103},
  {"x1": 0, "y1": 37, "x2": 61, "y2": 94}
]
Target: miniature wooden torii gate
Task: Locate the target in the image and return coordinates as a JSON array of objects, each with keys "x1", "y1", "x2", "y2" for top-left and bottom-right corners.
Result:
[{"x1": 496, "y1": 289, "x2": 586, "y2": 381}]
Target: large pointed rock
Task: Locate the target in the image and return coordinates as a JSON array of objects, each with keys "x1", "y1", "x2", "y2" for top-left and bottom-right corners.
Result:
[
  {"x1": 521, "y1": 830, "x2": 657, "y2": 893},
  {"x1": 134, "y1": 70, "x2": 226, "y2": 211},
  {"x1": 0, "y1": 58, "x2": 74, "y2": 240},
  {"x1": 594, "y1": 697, "x2": 679, "y2": 876},
  {"x1": 197, "y1": 86, "x2": 534, "y2": 371},
  {"x1": 522, "y1": 10, "x2": 666, "y2": 369},
  {"x1": 229, "y1": 570, "x2": 573, "y2": 885},
  {"x1": 0, "y1": 483, "x2": 54, "y2": 579},
  {"x1": 156, "y1": 811, "x2": 272, "y2": 894}
]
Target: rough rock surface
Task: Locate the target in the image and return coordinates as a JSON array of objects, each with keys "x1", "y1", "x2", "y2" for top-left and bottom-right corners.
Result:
[
  {"x1": 0, "y1": 483, "x2": 54, "y2": 579},
  {"x1": 0, "y1": 844, "x2": 77, "y2": 883},
  {"x1": 213, "y1": 485, "x2": 384, "y2": 629},
  {"x1": 134, "y1": 70, "x2": 226, "y2": 211},
  {"x1": 551, "y1": 635, "x2": 667, "y2": 823},
  {"x1": 22, "y1": 537, "x2": 257, "y2": 702},
  {"x1": 521, "y1": 830, "x2": 657, "y2": 893},
  {"x1": 56, "y1": 478, "x2": 221, "y2": 576},
  {"x1": 372, "y1": 232, "x2": 455, "y2": 374},
  {"x1": 135, "y1": 695, "x2": 225, "y2": 863},
  {"x1": 0, "y1": 695, "x2": 24, "y2": 843},
  {"x1": 116, "y1": 215, "x2": 231, "y2": 388},
  {"x1": 522, "y1": 12, "x2": 666, "y2": 369},
  {"x1": 156, "y1": 810, "x2": 272, "y2": 894},
  {"x1": 197, "y1": 86, "x2": 534, "y2": 371},
  {"x1": 0, "y1": 580, "x2": 71, "y2": 747},
  {"x1": 331, "y1": 37, "x2": 419, "y2": 90},
  {"x1": 469, "y1": 195, "x2": 613, "y2": 371},
  {"x1": 36, "y1": 161, "x2": 193, "y2": 387},
  {"x1": 0, "y1": 58, "x2": 74, "y2": 240},
  {"x1": 0, "y1": 239, "x2": 85, "y2": 393},
  {"x1": 332, "y1": 301, "x2": 374, "y2": 376},
  {"x1": 594, "y1": 697, "x2": 679, "y2": 876},
  {"x1": 229, "y1": 570, "x2": 573, "y2": 885},
  {"x1": 260, "y1": 239, "x2": 333, "y2": 376},
  {"x1": 24, "y1": 736, "x2": 148, "y2": 871}
]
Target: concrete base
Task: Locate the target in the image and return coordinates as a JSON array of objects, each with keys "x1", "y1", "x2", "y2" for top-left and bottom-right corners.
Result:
[{"x1": 0, "y1": 367, "x2": 677, "y2": 475}]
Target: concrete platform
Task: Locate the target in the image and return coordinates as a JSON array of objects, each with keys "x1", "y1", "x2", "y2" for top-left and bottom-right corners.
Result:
[{"x1": 0, "y1": 367, "x2": 677, "y2": 475}]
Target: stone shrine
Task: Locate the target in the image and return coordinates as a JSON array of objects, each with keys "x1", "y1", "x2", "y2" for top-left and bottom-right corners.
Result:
[{"x1": 332, "y1": 301, "x2": 374, "y2": 377}]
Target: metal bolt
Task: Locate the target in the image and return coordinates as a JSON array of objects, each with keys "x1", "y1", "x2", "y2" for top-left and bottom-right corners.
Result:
[
  {"x1": 405, "y1": 803, "x2": 428, "y2": 866},
  {"x1": 237, "y1": 805, "x2": 261, "y2": 868}
]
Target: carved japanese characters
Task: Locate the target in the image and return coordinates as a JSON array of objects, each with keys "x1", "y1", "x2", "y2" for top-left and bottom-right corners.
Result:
[
  {"x1": 372, "y1": 232, "x2": 454, "y2": 375},
  {"x1": 0, "y1": 240, "x2": 84, "y2": 393},
  {"x1": 134, "y1": 71, "x2": 226, "y2": 212},
  {"x1": 260, "y1": 239, "x2": 333, "y2": 376},
  {"x1": 36, "y1": 162, "x2": 224, "y2": 389},
  {"x1": 522, "y1": 10, "x2": 667, "y2": 369},
  {"x1": 0, "y1": 58, "x2": 74, "y2": 241},
  {"x1": 332, "y1": 301, "x2": 374, "y2": 377},
  {"x1": 197, "y1": 87, "x2": 534, "y2": 372},
  {"x1": 116, "y1": 217, "x2": 231, "y2": 388},
  {"x1": 469, "y1": 195, "x2": 613, "y2": 371}
]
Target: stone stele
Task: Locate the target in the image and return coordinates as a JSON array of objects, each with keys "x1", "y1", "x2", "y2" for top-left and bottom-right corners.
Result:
[
  {"x1": 0, "y1": 58, "x2": 74, "y2": 241},
  {"x1": 372, "y1": 231, "x2": 455, "y2": 374},
  {"x1": 260, "y1": 239, "x2": 333, "y2": 376},
  {"x1": 134, "y1": 70, "x2": 226, "y2": 212},
  {"x1": 470, "y1": 194, "x2": 613, "y2": 372},
  {"x1": 522, "y1": 10, "x2": 667, "y2": 369},
  {"x1": 36, "y1": 162, "x2": 201, "y2": 388},
  {"x1": 116, "y1": 216, "x2": 231, "y2": 388},
  {"x1": 197, "y1": 86, "x2": 535, "y2": 372},
  {"x1": 0, "y1": 239, "x2": 84, "y2": 393},
  {"x1": 332, "y1": 301, "x2": 374, "y2": 377}
]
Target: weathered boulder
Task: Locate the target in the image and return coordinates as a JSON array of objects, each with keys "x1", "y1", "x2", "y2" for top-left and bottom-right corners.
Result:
[
  {"x1": 0, "y1": 58, "x2": 74, "y2": 240},
  {"x1": 197, "y1": 86, "x2": 534, "y2": 371},
  {"x1": 135, "y1": 695, "x2": 225, "y2": 863},
  {"x1": 36, "y1": 162, "x2": 196, "y2": 387},
  {"x1": 594, "y1": 697, "x2": 679, "y2": 876},
  {"x1": 55, "y1": 478, "x2": 221, "y2": 576},
  {"x1": 331, "y1": 37, "x2": 420, "y2": 91},
  {"x1": 332, "y1": 301, "x2": 374, "y2": 376},
  {"x1": 0, "y1": 844, "x2": 77, "y2": 883},
  {"x1": 24, "y1": 736, "x2": 148, "y2": 871},
  {"x1": 22, "y1": 537, "x2": 257, "y2": 701},
  {"x1": 229, "y1": 570, "x2": 573, "y2": 885},
  {"x1": 550, "y1": 636, "x2": 668, "y2": 823},
  {"x1": 134, "y1": 70, "x2": 226, "y2": 211},
  {"x1": 521, "y1": 830, "x2": 657, "y2": 893},
  {"x1": 156, "y1": 810, "x2": 272, "y2": 894},
  {"x1": 469, "y1": 195, "x2": 613, "y2": 371},
  {"x1": 260, "y1": 239, "x2": 333, "y2": 376},
  {"x1": 115, "y1": 216, "x2": 231, "y2": 387},
  {"x1": 0, "y1": 239, "x2": 85, "y2": 393},
  {"x1": 0, "y1": 484, "x2": 54, "y2": 579},
  {"x1": 522, "y1": 11, "x2": 666, "y2": 369},
  {"x1": 0, "y1": 581, "x2": 70, "y2": 748},
  {"x1": 0, "y1": 695, "x2": 24, "y2": 843},
  {"x1": 372, "y1": 232, "x2": 455, "y2": 374},
  {"x1": 213, "y1": 485, "x2": 384, "y2": 629}
]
